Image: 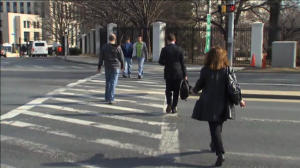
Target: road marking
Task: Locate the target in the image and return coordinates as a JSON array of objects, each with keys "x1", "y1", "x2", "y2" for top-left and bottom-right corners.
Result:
[
  {"x1": 189, "y1": 96, "x2": 300, "y2": 103},
  {"x1": 187, "y1": 149, "x2": 300, "y2": 161},
  {"x1": 0, "y1": 135, "x2": 99, "y2": 168},
  {"x1": 38, "y1": 104, "x2": 165, "y2": 125},
  {"x1": 1, "y1": 120, "x2": 158, "y2": 156},
  {"x1": 237, "y1": 117, "x2": 300, "y2": 123},
  {"x1": 71, "y1": 66, "x2": 84, "y2": 69},
  {"x1": 51, "y1": 97, "x2": 148, "y2": 113},
  {"x1": 66, "y1": 88, "x2": 164, "y2": 101},
  {"x1": 159, "y1": 96, "x2": 181, "y2": 163},
  {"x1": 0, "y1": 74, "x2": 100, "y2": 121},
  {"x1": 22, "y1": 110, "x2": 162, "y2": 139},
  {"x1": 257, "y1": 78, "x2": 297, "y2": 81},
  {"x1": 59, "y1": 92, "x2": 164, "y2": 109},
  {"x1": 53, "y1": 65, "x2": 64, "y2": 69},
  {"x1": 33, "y1": 65, "x2": 43, "y2": 68},
  {"x1": 0, "y1": 164, "x2": 16, "y2": 168},
  {"x1": 240, "y1": 82, "x2": 300, "y2": 87}
]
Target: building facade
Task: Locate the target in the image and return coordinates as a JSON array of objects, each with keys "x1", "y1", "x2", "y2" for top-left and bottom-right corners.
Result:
[{"x1": 0, "y1": 0, "x2": 80, "y2": 48}]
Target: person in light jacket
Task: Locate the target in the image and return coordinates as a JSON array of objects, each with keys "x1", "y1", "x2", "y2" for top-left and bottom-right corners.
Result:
[
  {"x1": 132, "y1": 36, "x2": 148, "y2": 79},
  {"x1": 191, "y1": 46, "x2": 246, "y2": 167}
]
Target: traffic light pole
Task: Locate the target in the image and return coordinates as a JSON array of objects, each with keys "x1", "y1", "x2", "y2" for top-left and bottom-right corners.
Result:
[{"x1": 227, "y1": 0, "x2": 235, "y2": 66}]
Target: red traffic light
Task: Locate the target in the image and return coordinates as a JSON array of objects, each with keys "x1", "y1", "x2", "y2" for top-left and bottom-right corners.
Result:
[{"x1": 226, "y1": 5, "x2": 235, "y2": 12}]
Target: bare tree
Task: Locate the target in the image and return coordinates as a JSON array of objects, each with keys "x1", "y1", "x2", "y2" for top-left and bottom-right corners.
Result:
[
  {"x1": 35, "y1": 0, "x2": 79, "y2": 44},
  {"x1": 106, "y1": 0, "x2": 181, "y2": 60}
]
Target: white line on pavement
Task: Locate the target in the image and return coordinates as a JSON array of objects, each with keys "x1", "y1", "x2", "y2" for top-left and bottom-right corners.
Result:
[
  {"x1": 38, "y1": 104, "x2": 165, "y2": 125},
  {"x1": 0, "y1": 164, "x2": 16, "y2": 168},
  {"x1": 22, "y1": 110, "x2": 162, "y2": 139},
  {"x1": 71, "y1": 66, "x2": 84, "y2": 69},
  {"x1": 239, "y1": 82, "x2": 300, "y2": 87},
  {"x1": 159, "y1": 96, "x2": 181, "y2": 163},
  {"x1": 186, "y1": 149, "x2": 300, "y2": 161},
  {"x1": 53, "y1": 65, "x2": 65, "y2": 69},
  {"x1": 1, "y1": 120, "x2": 158, "y2": 156},
  {"x1": 66, "y1": 88, "x2": 164, "y2": 101},
  {"x1": 58, "y1": 91, "x2": 164, "y2": 109},
  {"x1": 0, "y1": 74, "x2": 100, "y2": 121},
  {"x1": 50, "y1": 97, "x2": 148, "y2": 113},
  {"x1": 238, "y1": 117, "x2": 300, "y2": 123},
  {"x1": 0, "y1": 135, "x2": 99, "y2": 168},
  {"x1": 33, "y1": 65, "x2": 43, "y2": 68}
]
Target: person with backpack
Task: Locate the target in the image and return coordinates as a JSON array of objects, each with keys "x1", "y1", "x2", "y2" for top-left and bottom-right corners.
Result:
[
  {"x1": 190, "y1": 46, "x2": 246, "y2": 167},
  {"x1": 158, "y1": 33, "x2": 187, "y2": 114},
  {"x1": 121, "y1": 37, "x2": 133, "y2": 78}
]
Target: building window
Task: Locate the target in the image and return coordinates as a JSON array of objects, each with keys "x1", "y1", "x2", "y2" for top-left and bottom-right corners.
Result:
[
  {"x1": 24, "y1": 32, "x2": 30, "y2": 42},
  {"x1": 20, "y1": 2, "x2": 24, "y2": 13},
  {"x1": 37, "y1": 22, "x2": 39, "y2": 28},
  {"x1": 27, "y1": 21, "x2": 30, "y2": 28},
  {"x1": 33, "y1": 22, "x2": 36, "y2": 28},
  {"x1": 6, "y1": 2, "x2": 10, "y2": 12},
  {"x1": 34, "y1": 32, "x2": 40, "y2": 40},
  {"x1": 13, "y1": 2, "x2": 17, "y2": 13},
  {"x1": 27, "y1": 2, "x2": 31, "y2": 14},
  {"x1": 0, "y1": 2, "x2": 3, "y2": 13},
  {"x1": 34, "y1": 2, "x2": 38, "y2": 15},
  {"x1": 23, "y1": 21, "x2": 26, "y2": 28}
]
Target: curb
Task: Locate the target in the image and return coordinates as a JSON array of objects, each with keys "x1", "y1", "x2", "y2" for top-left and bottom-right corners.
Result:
[{"x1": 63, "y1": 57, "x2": 97, "y2": 66}]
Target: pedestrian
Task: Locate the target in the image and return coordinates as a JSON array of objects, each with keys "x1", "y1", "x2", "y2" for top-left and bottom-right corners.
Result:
[
  {"x1": 121, "y1": 36, "x2": 133, "y2": 78},
  {"x1": 132, "y1": 36, "x2": 148, "y2": 79},
  {"x1": 97, "y1": 34, "x2": 124, "y2": 104},
  {"x1": 190, "y1": 46, "x2": 246, "y2": 166},
  {"x1": 158, "y1": 33, "x2": 187, "y2": 114}
]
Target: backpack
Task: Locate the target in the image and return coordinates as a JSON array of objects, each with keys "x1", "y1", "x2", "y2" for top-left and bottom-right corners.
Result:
[{"x1": 180, "y1": 80, "x2": 191, "y2": 101}]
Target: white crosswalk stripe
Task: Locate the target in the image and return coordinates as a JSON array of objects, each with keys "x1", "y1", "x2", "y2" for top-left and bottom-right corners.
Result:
[{"x1": 0, "y1": 72, "x2": 179, "y2": 163}]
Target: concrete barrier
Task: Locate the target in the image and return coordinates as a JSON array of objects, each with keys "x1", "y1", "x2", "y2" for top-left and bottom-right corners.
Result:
[{"x1": 272, "y1": 41, "x2": 297, "y2": 68}]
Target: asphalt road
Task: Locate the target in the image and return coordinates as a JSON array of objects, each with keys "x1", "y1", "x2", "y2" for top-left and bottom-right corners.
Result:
[{"x1": 1, "y1": 57, "x2": 300, "y2": 168}]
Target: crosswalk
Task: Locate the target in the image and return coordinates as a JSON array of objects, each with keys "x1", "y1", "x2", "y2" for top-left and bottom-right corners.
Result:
[
  {"x1": 0, "y1": 64, "x2": 96, "y2": 71},
  {"x1": 0, "y1": 72, "x2": 179, "y2": 167}
]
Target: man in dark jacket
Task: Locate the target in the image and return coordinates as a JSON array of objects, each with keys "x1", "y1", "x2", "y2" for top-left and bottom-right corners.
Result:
[
  {"x1": 98, "y1": 34, "x2": 124, "y2": 104},
  {"x1": 159, "y1": 33, "x2": 187, "y2": 114},
  {"x1": 121, "y1": 37, "x2": 133, "y2": 78}
]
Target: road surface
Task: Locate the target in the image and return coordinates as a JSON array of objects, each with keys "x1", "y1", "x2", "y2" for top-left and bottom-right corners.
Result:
[{"x1": 1, "y1": 57, "x2": 300, "y2": 168}]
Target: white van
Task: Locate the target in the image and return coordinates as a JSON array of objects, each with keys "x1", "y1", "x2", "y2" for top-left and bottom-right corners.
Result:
[{"x1": 29, "y1": 41, "x2": 48, "y2": 57}]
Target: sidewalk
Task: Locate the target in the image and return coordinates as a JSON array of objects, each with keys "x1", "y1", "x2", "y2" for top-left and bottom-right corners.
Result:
[{"x1": 63, "y1": 56, "x2": 245, "y2": 72}]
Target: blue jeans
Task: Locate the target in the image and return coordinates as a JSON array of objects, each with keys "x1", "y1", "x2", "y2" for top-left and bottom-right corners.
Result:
[
  {"x1": 105, "y1": 69, "x2": 119, "y2": 102},
  {"x1": 123, "y1": 57, "x2": 132, "y2": 76},
  {"x1": 137, "y1": 57, "x2": 145, "y2": 76}
]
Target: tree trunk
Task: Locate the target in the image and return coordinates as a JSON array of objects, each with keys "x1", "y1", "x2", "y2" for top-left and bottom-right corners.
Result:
[{"x1": 267, "y1": 0, "x2": 282, "y2": 61}]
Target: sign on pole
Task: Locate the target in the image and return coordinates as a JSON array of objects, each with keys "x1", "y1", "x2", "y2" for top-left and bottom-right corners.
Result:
[{"x1": 204, "y1": 14, "x2": 211, "y2": 53}]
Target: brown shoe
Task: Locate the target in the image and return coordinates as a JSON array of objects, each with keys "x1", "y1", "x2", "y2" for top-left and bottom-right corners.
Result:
[{"x1": 166, "y1": 104, "x2": 172, "y2": 113}]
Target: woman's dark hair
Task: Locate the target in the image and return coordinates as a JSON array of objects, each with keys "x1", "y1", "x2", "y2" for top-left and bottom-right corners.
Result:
[{"x1": 204, "y1": 46, "x2": 229, "y2": 70}]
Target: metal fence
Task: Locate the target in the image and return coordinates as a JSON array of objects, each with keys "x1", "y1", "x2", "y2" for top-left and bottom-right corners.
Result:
[
  {"x1": 80, "y1": 25, "x2": 300, "y2": 66},
  {"x1": 165, "y1": 26, "x2": 300, "y2": 66}
]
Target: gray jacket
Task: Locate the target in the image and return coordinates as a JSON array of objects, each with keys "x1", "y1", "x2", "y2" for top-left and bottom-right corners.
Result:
[
  {"x1": 98, "y1": 43, "x2": 124, "y2": 70},
  {"x1": 132, "y1": 42, "x2": 148, "y2": 58}
]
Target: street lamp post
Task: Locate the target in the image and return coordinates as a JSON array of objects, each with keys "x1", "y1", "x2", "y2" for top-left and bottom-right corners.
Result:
[{"x1": 64, "y1": 32, "x2": 68, "y2": 57}]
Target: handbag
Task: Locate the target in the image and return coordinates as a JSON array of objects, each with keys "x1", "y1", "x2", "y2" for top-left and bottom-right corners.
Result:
[{"x1": 226, "y1": 66, "x2": 241, "y2": 105}]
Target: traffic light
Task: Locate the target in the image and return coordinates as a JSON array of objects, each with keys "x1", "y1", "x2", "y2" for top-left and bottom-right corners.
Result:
[{"x1": 218, "y1": 5, "x2": 235, "y2": 13}]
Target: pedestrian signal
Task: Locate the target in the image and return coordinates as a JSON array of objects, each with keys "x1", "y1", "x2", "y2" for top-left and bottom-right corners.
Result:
[{"x1": 218, "y1": 5, "x2": 235, "y2": 13}]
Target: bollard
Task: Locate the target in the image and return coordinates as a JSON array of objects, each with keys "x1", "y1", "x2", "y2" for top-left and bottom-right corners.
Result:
[{"x1": 262, "y1": 53, "x2": 267, "y2": 68}]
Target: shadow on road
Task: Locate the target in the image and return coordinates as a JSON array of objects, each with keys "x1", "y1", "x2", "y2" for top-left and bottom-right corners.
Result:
[{"x1": 41, "y1": 151, "x2": 215, "y2": 168}]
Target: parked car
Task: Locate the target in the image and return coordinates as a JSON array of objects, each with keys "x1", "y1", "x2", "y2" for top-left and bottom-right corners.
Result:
[
  {"x1": 0, "y1": 46, "x2": 7, "y2": 57},
  {"x1": 28, "y1": 41, "x2": 48, "y2": 57}
]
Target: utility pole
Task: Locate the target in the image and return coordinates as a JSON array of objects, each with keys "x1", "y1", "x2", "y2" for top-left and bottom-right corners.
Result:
[{"x1": 227, "y1": 0, "x2": 235, "y2": 66}]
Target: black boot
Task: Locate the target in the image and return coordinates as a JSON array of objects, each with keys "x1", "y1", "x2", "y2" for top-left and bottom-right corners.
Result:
[{"x1": 215, "y1": 154, "x2": 225, "y2": 167}]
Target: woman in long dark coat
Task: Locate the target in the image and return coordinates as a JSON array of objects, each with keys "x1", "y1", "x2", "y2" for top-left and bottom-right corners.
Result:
[{"x1": 191, "y1": 46, "x2": 246, "y2": 167}]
